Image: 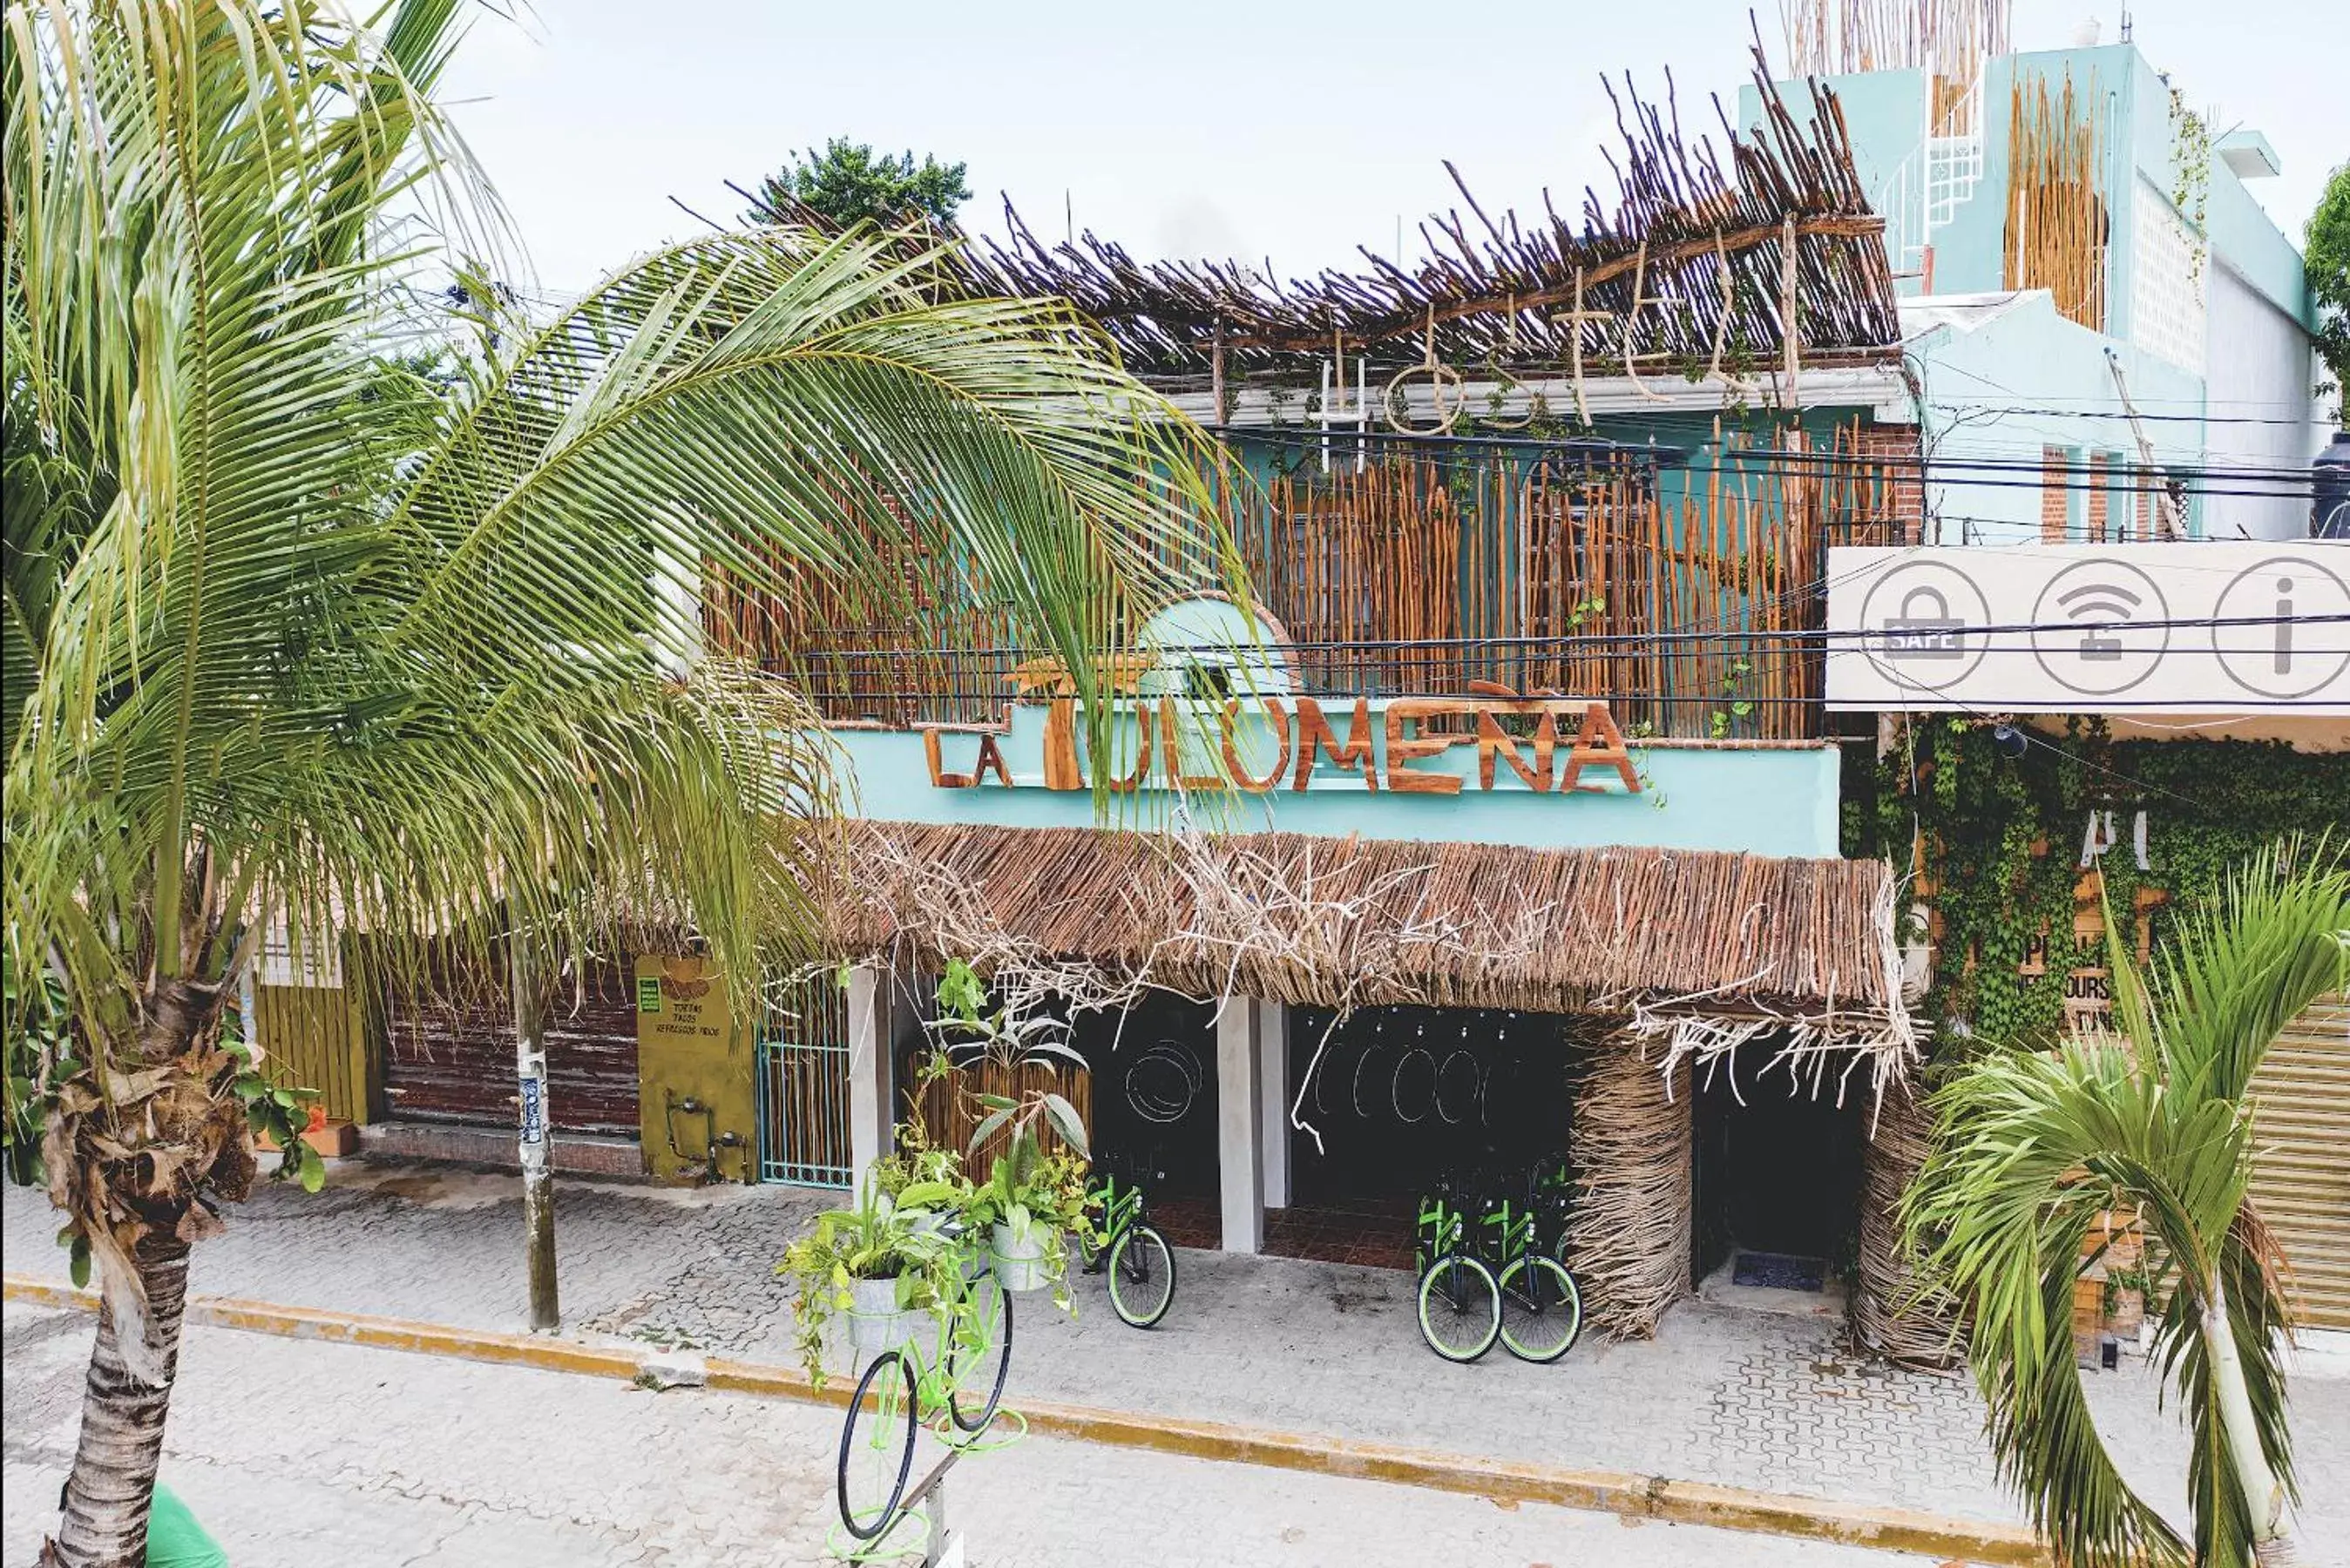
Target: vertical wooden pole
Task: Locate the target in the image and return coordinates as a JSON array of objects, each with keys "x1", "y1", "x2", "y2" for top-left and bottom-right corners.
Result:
[
  {"x1": 1212, "y1": 314, "x2": 1229, "y2": 429},
  {"x1": 511, "y1": 943, "x2": 560, "y2": 1333}
]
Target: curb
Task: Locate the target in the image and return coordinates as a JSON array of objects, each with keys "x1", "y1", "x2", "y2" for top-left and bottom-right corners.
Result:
[{"x1": 5, "y1": 1273, "x2": 2042, "y2": 1565}]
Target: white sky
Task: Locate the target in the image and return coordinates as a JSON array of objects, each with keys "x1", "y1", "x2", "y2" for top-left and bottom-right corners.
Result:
[{"x1": 441, "y1": 2, "x2": 2347, "y2": 299}]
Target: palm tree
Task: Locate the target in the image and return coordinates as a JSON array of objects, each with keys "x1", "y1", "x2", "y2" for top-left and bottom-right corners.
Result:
[
  {"x1": 3, "y1": 3, "x2": 1232, "y2": 1564},
  {"x1": 1905, "y1": 842, "x2": 2349, "y2": 1568}
]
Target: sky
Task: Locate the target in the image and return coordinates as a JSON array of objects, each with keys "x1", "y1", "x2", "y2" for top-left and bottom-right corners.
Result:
[{"x1": 439, "y1": 1, "x2": 2347, "y2": 299}]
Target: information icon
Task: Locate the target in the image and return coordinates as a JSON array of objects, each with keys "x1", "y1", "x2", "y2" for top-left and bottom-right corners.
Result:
[{"x1": 2212, "y1": 554, "x2": 2350, "y2": 700}]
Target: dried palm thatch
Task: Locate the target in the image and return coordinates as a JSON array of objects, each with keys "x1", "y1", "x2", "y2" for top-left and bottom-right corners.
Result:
[
  {"x1": 1853, "y1": 1078, "x2": 1967, "y2": 1368},
  {"x1": 830, "y1": 821, "x2": 1907, "y2": 1042},
  {"x1": 1568, "y1": 1039, "x2": 1694, "y2": 1337},
  {"x1": 747, "y1": 47, "x2": 1898, "y2": 386}
]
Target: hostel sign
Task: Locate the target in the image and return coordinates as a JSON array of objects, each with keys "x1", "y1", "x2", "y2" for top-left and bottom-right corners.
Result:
[
  {"x1": 1825, "y1": 543, "x2": 2350, "y2": 713},
  {"x1": 922, "y1": 695, "x2": 1644, "y2": 797}
]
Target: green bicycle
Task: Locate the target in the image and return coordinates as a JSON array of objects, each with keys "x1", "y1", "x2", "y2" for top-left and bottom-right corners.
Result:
[
  {"x1": 1478, "y1": 1180, "x2": 1583, "y2": 1364},
  {"x1": 836, "y1": 1230, "x2": 1014, "y2": 1541},
  {"x1": 1413, "y1": 1178, "x2": 1501, "y2": 1362},
  {"x1": 1076, "y1": 1154, "x2": 1177, "y2": 1329}
]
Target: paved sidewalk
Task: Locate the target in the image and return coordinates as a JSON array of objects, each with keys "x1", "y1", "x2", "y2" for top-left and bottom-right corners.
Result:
[
  {"x1": 3, "y1": 1300, "x2": 1946, "y2": 1568},
  {"x1": 7, "y1": 1164, "x2": 2347, "y2": 1560}
]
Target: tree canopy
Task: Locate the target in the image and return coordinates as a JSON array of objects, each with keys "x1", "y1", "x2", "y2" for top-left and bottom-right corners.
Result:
[
  {"x1": 2308, "y1": 161, "x2": 2349, "y2": 422},
  {"x1": 744, "y1": 139, "x2": 972, "y2": 230}
]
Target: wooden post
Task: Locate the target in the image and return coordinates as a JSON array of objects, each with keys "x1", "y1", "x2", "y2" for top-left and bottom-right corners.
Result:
[
  {"x1": 511, "y1": 943, "x2": 560, "y2": 1333},
  {"x1": 1211, "y1": 314, "x2": 1229, "y2": 429}
]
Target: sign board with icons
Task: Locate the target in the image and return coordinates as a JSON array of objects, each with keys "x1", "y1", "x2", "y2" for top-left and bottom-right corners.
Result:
[{"x1": 1825, "y1": 543, "x2": 2350, "y2": 713}]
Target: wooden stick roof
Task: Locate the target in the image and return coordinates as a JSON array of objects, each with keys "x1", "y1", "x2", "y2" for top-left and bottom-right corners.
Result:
[
  {"x1": 938, "y1": 46, "x2": 1900, "y2": 382},
  {"x1": 831, "y1": 821, "x2": 1904, "y2": 1034}
]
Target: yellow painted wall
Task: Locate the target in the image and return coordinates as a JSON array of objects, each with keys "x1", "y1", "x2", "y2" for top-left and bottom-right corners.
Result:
[
  {"x1": 253, "y1": 975, "x2": 376, "y2": 1124},
  {"x1": 633, "y1": 956, "x2": 758, "y2": 1183}
]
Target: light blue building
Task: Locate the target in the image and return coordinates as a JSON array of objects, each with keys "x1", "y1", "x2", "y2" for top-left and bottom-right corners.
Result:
[{"x1": 1747, "y1": 31, "x2": 2331, "y2": 542}]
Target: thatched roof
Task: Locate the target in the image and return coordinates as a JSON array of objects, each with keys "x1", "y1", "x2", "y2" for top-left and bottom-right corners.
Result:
[{"x1": 830, "y1": 821, "x2": 1906, "y2": 1043}]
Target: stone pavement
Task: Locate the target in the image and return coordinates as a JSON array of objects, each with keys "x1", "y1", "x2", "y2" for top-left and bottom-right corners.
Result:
[
  {"x1": 7, "y1": 1164, "x2": 2348, "y2": 1562},
  {"x1": 3, "y1": 1299, "x2": 1943, "y2": 1568}
]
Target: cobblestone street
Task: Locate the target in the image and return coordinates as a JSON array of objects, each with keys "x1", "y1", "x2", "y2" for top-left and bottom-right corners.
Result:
[
  {"x1": 7, "y1": 1165, "x2": 2348, "y2": 1563},
  {"x1": 3, "y1": 1298, "x2": 1952, "y2": 1567}
]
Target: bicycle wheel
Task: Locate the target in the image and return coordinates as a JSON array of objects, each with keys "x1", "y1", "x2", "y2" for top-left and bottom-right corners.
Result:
[
  {"x1": 1107, "y1": 1222, "x2": 1176, "y2": 1328},
  {"x1": 836, "y1": 1350, "x2": 918, "y2": 1540},
  {"x1": 944, "y1": 1268, "x2": 1013, "y2": 1434},
  {"x1": 1415, "y1": 1254, "x2": 1500, "y2": 1362},
  {"x1": 1497, "y1": 1253, "x2": 1584, "y2": 1364}
]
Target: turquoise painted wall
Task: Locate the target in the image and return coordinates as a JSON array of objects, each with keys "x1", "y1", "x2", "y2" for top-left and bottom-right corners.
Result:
[
  {"x1": 1757, "y1": 44, "x2": 2306, "y2": 325},
  {"x1": 1906, "y1": 292, "x2": 2205, "y2": 541},
  {"x1": 826, "y1": 700, "x2": 1844, "y2": 859}
]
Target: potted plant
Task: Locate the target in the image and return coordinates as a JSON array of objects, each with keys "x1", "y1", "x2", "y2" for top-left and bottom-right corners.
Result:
[
  {"x1": 963, "y1": 1090, "x2": 1098, "y2": 1296},
  {"x1": 965, "y1": 1129, "x2": 1095, "y2": 1295},
  {"x1": 922, "y1": 959, "x2": 1100, "y2": 1295},
  {"x1": 775, "y1": 1171, "x2": 963, "y2": 1382},
  {"x1": 2103, "y1": 1265, "x2": 2150, "y2": 1340}
]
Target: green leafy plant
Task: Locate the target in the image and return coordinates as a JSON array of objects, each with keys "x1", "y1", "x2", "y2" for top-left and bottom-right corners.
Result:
[
  {"x1": 1841, "y1": 721, "x2": 2350, "y2": 1054},
  {"x1": 1905, "y1": 841, "x2": 2348, "y2": 1568},
  {"x1": 962, "y1": 1120, "x2": 1098, "y2": 1310},
  {"x1": 2307, "y1": 161, "x2": 2350, "y2": 418},
  {"x1": 775, "y1": 1171, "x2": 965, "y2": 1384},
  {"x1": 865, "y1": 1072, "x2": 964, "y2": 1201},
  {"x1": 1708, "y1": 657, "x2": 1757, "y2": 740}
]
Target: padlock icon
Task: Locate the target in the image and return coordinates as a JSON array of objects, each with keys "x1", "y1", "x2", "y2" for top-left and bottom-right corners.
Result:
[{"x1": 1880, "y1": 585, "x2": 1967, "y2": 660}]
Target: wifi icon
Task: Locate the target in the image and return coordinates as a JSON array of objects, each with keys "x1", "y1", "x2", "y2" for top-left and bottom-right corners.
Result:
[
  {"x1": 2030, "y1": 559, "x2": 2171, "y2": 698},
  {"x1": 2055, "y1": 580, "x2": 2143, "y2": 662}
]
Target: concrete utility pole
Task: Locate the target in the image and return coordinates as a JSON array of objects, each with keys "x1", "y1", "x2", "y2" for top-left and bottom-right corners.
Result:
[{"x1": 511, "y1": 943, "x2": 560, "y2": 1332}]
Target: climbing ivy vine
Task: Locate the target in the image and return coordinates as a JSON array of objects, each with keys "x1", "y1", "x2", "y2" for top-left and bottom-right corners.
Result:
[
  {"x1": 1842, "y1": 720, "x2": 2350, "y2": 1055},
  {"x1": 2166, "y1": 89, "x2": 2213, "y2": 282}
]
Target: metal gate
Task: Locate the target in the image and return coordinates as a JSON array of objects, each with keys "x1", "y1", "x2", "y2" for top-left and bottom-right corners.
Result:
[{"x1": 755, "y1": 978, "x2": 853, "y2": 1187}]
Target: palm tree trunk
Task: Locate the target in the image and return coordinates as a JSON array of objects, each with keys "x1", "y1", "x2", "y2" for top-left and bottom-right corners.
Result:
[
  {"x1": 2203, "y1": 1271, "x2": 2293, "y2": 1561},
  {"x1": 50, "y1": 1229, "x2": 193, "y2": 1568}
]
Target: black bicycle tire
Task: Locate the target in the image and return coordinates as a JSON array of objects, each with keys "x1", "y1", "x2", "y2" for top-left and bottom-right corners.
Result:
[
  {"x1": 945, "y1": 1272, "x2": 1014, "y2": 1435},
  {"x1": 1107, "y1": 1222, "x2": 1177, "y2": 1328},
  {"x1": 1496, "y1": 1253, "x2": 1584, "y2": 1364},
  {"x1": 836, "y1": 1350, "x2": 918, "y2": 1540},
  {"x1": 1415, "y1": 1254, "x2": 1500, "y2": 1363}
]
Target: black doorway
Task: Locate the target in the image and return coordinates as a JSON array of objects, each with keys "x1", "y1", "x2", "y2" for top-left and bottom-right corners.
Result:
[
  {"x1": 1073, "y1": 992, "x2": 1219, "y2": 1206},
  {"x1": 1285, "y1": 1005, "x2": 1575, "y2": 1206},
  {"x1": 1691, "y1": 1052, "x2": 1862, "y2": 1286}
]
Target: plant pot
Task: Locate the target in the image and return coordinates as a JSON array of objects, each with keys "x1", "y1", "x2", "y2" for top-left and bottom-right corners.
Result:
[
  {"x1": 2103, "y1": 1287, "x2": 2143, "y2": 1339},
  {"x1": 845, "y1": 1275, "x2": 921, "y2": 1354},
  {"x1": 989, "y1": 1222, "x2": 1054, "y2": 1294}
]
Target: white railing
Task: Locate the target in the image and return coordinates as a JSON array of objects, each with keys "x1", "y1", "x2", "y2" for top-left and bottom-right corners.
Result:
[{"x1": 1868, "y1": 78, "x2": 1986, "y2": 286}]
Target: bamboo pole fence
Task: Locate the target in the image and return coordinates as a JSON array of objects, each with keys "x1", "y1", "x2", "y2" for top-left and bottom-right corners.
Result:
[{"x1": 2003, "y1": 70, "x2": 2109, "y2": 332}]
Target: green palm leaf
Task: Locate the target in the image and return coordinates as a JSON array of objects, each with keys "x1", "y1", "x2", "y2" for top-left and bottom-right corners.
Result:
[
  {"x1": 1906, "y1": 841, "x2": 2347, "y2": 1567},
  {"x1": 4, "y1": 4, "x2": 1240, "y2": 1560}
]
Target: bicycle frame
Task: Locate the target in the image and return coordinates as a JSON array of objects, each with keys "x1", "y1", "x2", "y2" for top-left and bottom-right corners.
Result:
[{"x1": 1089, "y1": 1169, "x2": 1143, "y2": 1254}]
